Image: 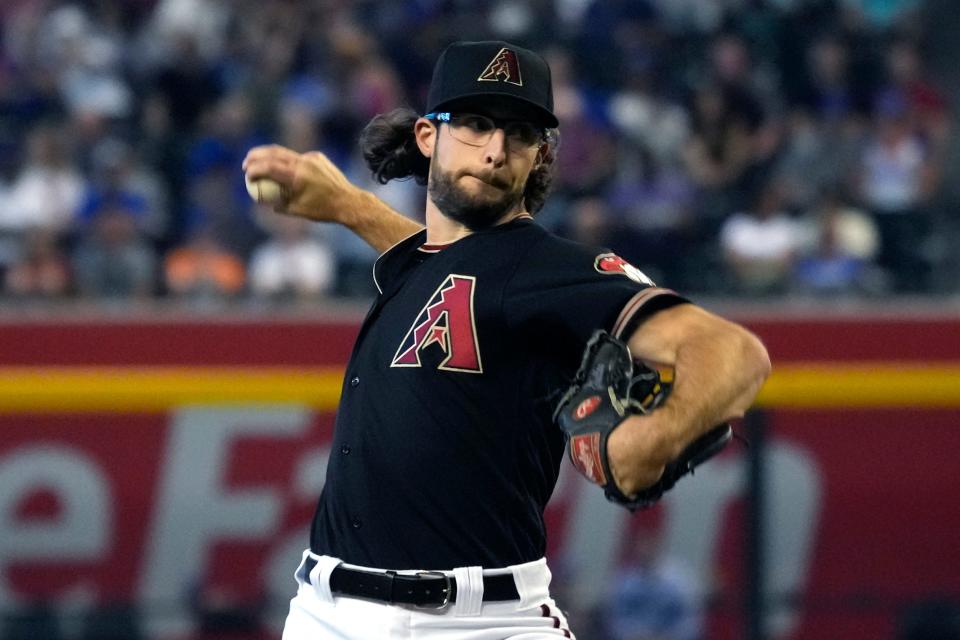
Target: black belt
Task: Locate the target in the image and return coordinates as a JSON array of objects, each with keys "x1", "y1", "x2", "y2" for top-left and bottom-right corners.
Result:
[{"x1": 304, "y1": 556, "x2": 520, "y2": 609}]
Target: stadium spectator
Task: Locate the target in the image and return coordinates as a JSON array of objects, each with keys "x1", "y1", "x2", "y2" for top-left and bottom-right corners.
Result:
[
  {"x1": 720, "y1": 180, "x2": 801, "y2": 295},
  {"x1": 773, "y1": 108, "x2": 843, "y2": 211},
  {"x1": 800, "y1": 34, "x2": 869, "y2": 124},
  {"x1": 607, "y1": 63, "x2": 691, "y2": 166},
  {"x1": 143, "y1": 29, "x2": 223, "y2": 135},
  {"x1": 346, "y1": 55, "x2": 404, "y2": 123},
  {"x1": 148, "y1": 0, "x2": 231, "y2": 59},
  {"x1": 183, "y1": 91, "x2": 268, "y2": 258},
  {"x1": 881, "y1": 38, "x2": 951, "y2": 148},
  {"x1": 248, "y1": 213, "x2": 335, "y2": 302},
  {"x1": 73, "y1": 204, "x2": 157, "y2": 300},
  {"x1": 78, "y1": 137, "x2": 170, "y2": 242},
  {"x1": 547, "y1": 48, "x2": 618, "y2": 199},
  {"x1": 855, "y1": 90, "x2": 941, "y2": 291},
  {"x1": 331, "y1": 149, "x2": 425, "y2": 297},
  {"x1": 44, "y1": 2, "x2": 133, "y2": 122},
  {"x1": 2, "y1": 227, "x2": 71, "y2": 299},
  {"x1": 0, "y1": 123, "x2": 83, "y2": 234},
  {"x1": 603, "y1": 529, "x2": 703, "y2": 640},
  {"x1": 136, "y1": 92, "x2": 190, "y2": 247},
  {"x1": 682, "y1": 81, "x2": 759, "y2": 226},
  {"x1": 793, "y1": 188, "x2": 883, "y2": 295},
  {"x1": 607, "y1": 148, "x2": 697, "y2": 286},
  {"x1": 163, "y1": 225, "x2": 245, "y2": 303},
  {"x1": 709, "y1": 31, "x2": 778, "y2": 123},
  {"x1": 0, "y1": 0, "x2": 953, "y2": 303}
]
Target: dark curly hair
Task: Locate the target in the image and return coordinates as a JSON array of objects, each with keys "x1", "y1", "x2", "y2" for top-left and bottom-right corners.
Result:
[
  {"x1": 359, "y1": 107, "x2": 559, "y2": 215},
  {"x1": 359, "y1": 108, "x2": 430, "y2": 186}
]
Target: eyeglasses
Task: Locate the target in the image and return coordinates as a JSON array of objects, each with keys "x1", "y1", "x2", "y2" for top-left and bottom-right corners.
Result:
[{"x1": 424, "y1": 112, "x2": 545, "y2": 151}]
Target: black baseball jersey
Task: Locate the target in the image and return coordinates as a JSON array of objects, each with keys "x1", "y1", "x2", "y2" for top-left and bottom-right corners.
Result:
[{"x1": 309, "y1": 216, "x2": 685, "y2": 570}]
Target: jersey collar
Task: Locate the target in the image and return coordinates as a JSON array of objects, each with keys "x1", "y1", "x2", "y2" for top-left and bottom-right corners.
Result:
[{"x1": 417, "y1": 214, "x2": 534, "y2": 253}]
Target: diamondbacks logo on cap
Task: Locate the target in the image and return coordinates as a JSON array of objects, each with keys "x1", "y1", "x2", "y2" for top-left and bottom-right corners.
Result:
[{"x1": 478, "y1": 47, "x2": 523, "y2": 86}]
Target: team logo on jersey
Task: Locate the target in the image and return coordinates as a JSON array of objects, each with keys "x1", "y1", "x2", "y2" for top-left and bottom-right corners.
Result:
[
  {"x1": 594, "y1": 253, "x2": 655, "y2": 286},
  {"x1": 391, "y1": 274, "x2": 483, "y2": 373},
  {"x1": 478, "y1": 47, "x2": 523, "y2": 86},
  {"x1": 570, "y1": 433, "x2": 607, "y2": 485}
]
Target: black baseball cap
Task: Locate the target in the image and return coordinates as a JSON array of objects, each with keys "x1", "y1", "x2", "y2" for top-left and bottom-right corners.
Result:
[{"x1": 426, "y1": 41, "x2": 559, "y2": 128}]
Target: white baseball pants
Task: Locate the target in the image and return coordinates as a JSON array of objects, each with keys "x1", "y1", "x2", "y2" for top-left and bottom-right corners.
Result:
[{"x1": 282, "y1": 550, "x2": 576, "y2": 639}]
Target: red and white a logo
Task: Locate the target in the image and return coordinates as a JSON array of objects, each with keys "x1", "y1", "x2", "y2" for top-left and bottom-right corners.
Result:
[
  {"x1": 595, "y1": 253, "x2": 655, "y2": 286},
  {"x1": 391, "y1": 274, "x2": 483, "y2": 373},
  {"x1": 478, "y1": 47, "x2": 523, "y2": 86}
]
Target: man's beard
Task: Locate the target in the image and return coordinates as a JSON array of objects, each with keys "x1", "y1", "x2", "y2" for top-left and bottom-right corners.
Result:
[{"x1": 427, "y1": 165, "x2": 525, "y2": 231}]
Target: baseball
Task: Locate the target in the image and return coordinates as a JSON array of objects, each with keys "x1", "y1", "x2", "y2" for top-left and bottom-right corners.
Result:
[{"x1": 245, "y1": 175, "x2": 289, "y2": 205}]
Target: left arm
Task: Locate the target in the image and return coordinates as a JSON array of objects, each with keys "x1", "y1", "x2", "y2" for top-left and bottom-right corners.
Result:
[{"x1": 606, "y1": 303, "x2": 771, "y2": 496}]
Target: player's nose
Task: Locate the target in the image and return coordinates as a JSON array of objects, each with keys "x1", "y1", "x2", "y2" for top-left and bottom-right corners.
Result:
[{"x1": 482, "y1": 128, "x2": 507, "y2": 167}]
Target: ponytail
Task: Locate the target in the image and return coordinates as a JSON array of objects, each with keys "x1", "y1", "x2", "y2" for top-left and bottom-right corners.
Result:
[{"x1": 360, "y1": 107, "x2": 430, "y2": 185}]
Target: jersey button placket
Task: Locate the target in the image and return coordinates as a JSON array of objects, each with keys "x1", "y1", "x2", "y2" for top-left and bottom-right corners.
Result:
[
  {"x1": 340, "y1": 444, "x2": 351, "y2": 455},
  {"x1": 349, "y1": 375, "x2": 360, "y2": 387}
]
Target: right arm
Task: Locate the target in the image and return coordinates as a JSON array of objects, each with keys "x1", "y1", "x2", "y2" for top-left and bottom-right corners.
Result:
[{"x1": 242, "y1": 145, "x2": 423, "y2": 253}]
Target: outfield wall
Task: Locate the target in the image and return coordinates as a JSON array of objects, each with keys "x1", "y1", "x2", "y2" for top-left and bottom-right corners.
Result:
[{"x1": 0, "y1": 311, "x2": 957, "y2": 639}]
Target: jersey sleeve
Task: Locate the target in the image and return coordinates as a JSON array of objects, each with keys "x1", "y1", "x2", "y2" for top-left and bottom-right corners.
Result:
[{"x1": 503, "y1": 234, "x2": 687, "y2": 350}]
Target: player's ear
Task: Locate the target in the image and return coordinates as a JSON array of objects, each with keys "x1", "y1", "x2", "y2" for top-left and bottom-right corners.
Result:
[
  {"x1": 534, "y1": 141, "x2": 550, "y2": 168},
  {"x1": 414, "y1": 118, "x2": 436, "y2": 158}
]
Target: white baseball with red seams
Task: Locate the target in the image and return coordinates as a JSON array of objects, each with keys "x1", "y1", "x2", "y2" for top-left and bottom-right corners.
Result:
[{"x1": 245, "y1": 174, "x2": 288, "y2": 204}]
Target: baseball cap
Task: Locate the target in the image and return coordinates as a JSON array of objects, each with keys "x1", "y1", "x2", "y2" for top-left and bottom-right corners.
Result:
[{"x1": 426, "y1": 41, "x2": 559, "y2": 128}]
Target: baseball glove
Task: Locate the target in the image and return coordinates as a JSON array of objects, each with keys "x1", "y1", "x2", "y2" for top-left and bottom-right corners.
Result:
[{"x1": 554, "y1": 330, "x2": 733, "y2": 511}]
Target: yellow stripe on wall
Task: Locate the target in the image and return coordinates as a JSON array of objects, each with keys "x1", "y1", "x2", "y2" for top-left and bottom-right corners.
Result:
[
  {"x1": 755, "y1": 363, "x2": 960, "y2": 408},
  {"x1": 0, "y1": 363, "x2": 958, "y2": 414},
  {"x1": 0, "y1": 367, "x2": 344, "y2": 413}
]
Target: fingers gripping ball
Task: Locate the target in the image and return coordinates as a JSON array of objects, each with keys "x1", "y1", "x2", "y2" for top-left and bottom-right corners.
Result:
[
  {"x1": 245, "y1": 174, "x2": 290, "y2": 205},
  {"x1": 554, "y1": 330, "x2": 733, "y2": 511}
]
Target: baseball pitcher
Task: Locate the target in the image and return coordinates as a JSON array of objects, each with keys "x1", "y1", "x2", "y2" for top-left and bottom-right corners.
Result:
[{"x1": 243, "y1": 40, "x2": 770, "y2": 640}]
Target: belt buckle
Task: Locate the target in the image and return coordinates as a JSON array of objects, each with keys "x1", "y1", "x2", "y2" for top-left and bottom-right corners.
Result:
[{"x1": 413, "y1": 571, "x2": 452, "y2": 610}]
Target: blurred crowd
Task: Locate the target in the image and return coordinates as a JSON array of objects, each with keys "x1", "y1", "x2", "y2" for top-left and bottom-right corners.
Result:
[{"x1": 0, "y1": 0, "x2": 956, "y2": 309}]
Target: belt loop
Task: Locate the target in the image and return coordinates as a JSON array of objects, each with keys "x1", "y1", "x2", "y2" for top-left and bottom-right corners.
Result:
[
  {"x1": 310, "y1": 555, "x2": 343, "y2": 604},
  {"x1": 294, "y1": 549, "x2": 312, "y2": 586},
  {"x1": 384, "y1": 570, "x2": 397, "y2": 603},
  {"x1": 510, "y1": 558, "x2": 550, "y2": 608},
  {"x1": 451, "y1": 566, "x2": 483, "y2": 616}
]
